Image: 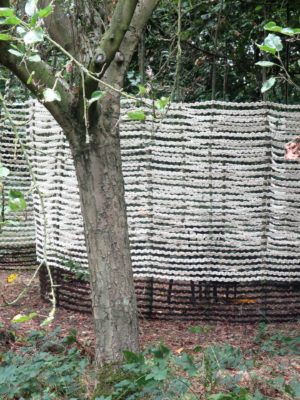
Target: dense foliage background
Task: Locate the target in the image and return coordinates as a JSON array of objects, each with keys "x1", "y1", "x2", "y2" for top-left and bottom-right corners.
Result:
[{"x1": 126, "y1": 0, "x2": 300, "y2": 104}]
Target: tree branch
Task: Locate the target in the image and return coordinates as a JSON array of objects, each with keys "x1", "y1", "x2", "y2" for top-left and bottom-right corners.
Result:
[
  {"x1": 85, "y1": 0, "x2": 139, "y2": 97},
  {"x1": 89, "y1": 0, "x2": 160, "y2": 129},
  {"x1": 0, "y1": 41, "x2": 75, "y2": 134},
  {"x1": 104, "y1": 0, "x2": 160, "y2": 88},
  {"x1": 38, "y1": 0, "x2": 77, "y2": 55}
]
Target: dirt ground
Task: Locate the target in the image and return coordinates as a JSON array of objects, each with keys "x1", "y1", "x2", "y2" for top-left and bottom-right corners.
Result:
[
  {"x1": 0, "y1": 270, "x2": 299, "y2": 351},
  {"x1": 0, "y1": 270, "x2": 299, "y2": 399}
]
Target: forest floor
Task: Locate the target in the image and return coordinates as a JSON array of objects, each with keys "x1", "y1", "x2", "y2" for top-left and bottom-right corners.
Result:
[{"x1": 0, "y1": 270, "x2": 299, "y2": 400}]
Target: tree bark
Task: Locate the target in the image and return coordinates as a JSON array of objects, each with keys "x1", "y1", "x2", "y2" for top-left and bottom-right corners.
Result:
[
  {"x1": 0, "y1": 0, "x2": 160, "y2": 367},
  {"x1": 71, "y1": 94, "x2": 138, "y2": 365}
]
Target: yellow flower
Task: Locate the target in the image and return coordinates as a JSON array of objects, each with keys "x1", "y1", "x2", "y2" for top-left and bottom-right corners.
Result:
[{"x1": 6, "y1": 273, "x2": 18, "y2": 283}]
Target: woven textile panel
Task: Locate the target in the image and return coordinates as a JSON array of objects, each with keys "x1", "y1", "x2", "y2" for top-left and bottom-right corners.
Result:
[
  {"x1": 26, "y1": 100, "x2": 300, "y2": 283},
  {"x1": 0, "y1": 102, "x2": 36, "y2": 268}
]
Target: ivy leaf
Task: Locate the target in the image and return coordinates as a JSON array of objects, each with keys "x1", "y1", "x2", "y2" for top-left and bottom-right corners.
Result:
[
  {"x1": 25, "y1": 0, "x2": 38, "y2": 17},
  {"x1": 8, "y1": 190, "x2": 27, "y2": 211},
  {"x1": 264, "y1": 33, "x2": 283, "y2": 52},
  {"x1": 0, "y1": 8, "x2": 15, "y2": 17},
  {"x1": 11, "y1": 312, "x2": 37, "y2": 324},
  {"x1": 23, "y1": 29, "x2": 44, "y2": 45},
  {"x1": 0, "y1": 33, "x2": 13, "y2": 41},
  {"x1": 43, "y1": 88, "x2": 61, "y2": 102},
  {"x1": 88, "y1": 90, "x2": 105, "y2": 106},
  {"x1": 127, "y1": 110, "x2": 146, "y2": 121},
  {"x1": 145, "y1": 366, "x2": 169, "y2": 381},
  {"x1": 174, "y1": 353, "x2": 198, "y2": 377},
  {"x1": 0, "y1": 164, "x2": 10, "y2": 178},
  {"x1": 261, "y1": 77, "x2": 276, "y2": 93},
  {"x1": 38, "y1": 5, "x2": 53, "y2": 18},
  {"x1": 255, "y1": 61, "x2": 276, "y2": 67}
]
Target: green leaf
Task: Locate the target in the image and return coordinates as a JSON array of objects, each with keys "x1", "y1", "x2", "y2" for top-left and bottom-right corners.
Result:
[
  {"x1": 38, "y1": 5, "x2": 53, "y2": 18},
  {"x1": 264, "y1": 21, "x2": 282, "y2": 32},
  {"x1": 289, "y1": 379, "x2": 300, "y2": 397},
  {"x1": 151, "y1": 344, "x2": 171, "y2": 359},
  {"x1": 88, "y1": 90, "x2": 105, "y2": 106},
  {"x1": 123, "y1": 350, "x2": 144, "y2": 364},
  {"x1": 175, "y1": 353, "x2": 198, "y2": 377},
  {"x1": 264, "y1": 22, "x2": 295, "y2": 36},
  {"x1": 16, "y1": 26, "x2": 26, "y2": 36},
  {"x1": 28, "y1": 54, "x2": 41, "y2": 62},
  {"x1": 208, "y1": 394, "x2": 230, "y2": 400},
  {"x1": 261, "y1": 77, "x2": 276, "y2": 93},
  {"x1": 298, "y1": 60, "x2": 300, "y2": 67},
  {"x1": 138, "y1": 84, "x2": 147, "y2": 96},
  {"x1": 27, "y1": 71, "x2": 35, "y2": 84},
  {"x1": 193, "y1": 345, "x2": 202, "y2": 352},
  {"x1": 264, "y1": 33, "x2": 283, "y2": 52},
  {"x1": 255, "y1": 5, "x2": 262, "y2": 11},
  {"x1": 11, "y1": 312, "x2": 38, "y2": 324},
  {"x1": 281, "y1": 27, "x2": 295, "y2": 36},
  {"x1": 255, "y1": 61, "x2": 276, "y2": 67},
  {"x1": 257, "y1": 44, "x2": 276, "y2": 55},
  {"x1": 23, "y1": 29, "x2": 44, "y2": 45},
  {"x1": 146, "y1": 366, "x2": 169, "y2": 381},
  {"x1": 8, "y1": 48, "x2": 24, "y2": 57},
  {"x1": 0, "y1": 164, "x2": 10, "y2": 178},
  {"x1": 43, "y1": 88, "x2": 61, "y2": 102},
  {"x1": 0, "y1": 8, "x2": 15, "y2": 17},
  {"x1": 8, "y1": 190, "x2": 26, "y2": 211},
  {"x1": 25, "y1": 0, "x2": 38, "y2": 17},
  {"x1": 0, "y1": 16, "x2": 21, "y2": 25},
  {"x1": 264, "y1": 21, "x2": 277, "y2": 29},
  {"x1": 0, "y1": 33, "x2": 13, "y2": 41},
  {"x1": 155, "y1": 96, "x2": 170, "y2": 111},
  {"x1": 127, "y1": 110, "x2": 146, "y2": 121}
]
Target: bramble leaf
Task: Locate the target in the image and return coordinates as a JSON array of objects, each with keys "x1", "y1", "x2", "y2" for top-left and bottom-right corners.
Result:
[
  {"x1": 261, "y1": 77, "x2": 276, "y2": 93},
  {"x1": 127, "y1": 110, "x2": 146, "y2": 121}
]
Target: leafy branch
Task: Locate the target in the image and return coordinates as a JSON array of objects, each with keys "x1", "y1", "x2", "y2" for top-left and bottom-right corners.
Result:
[{"x1": 256, "y1": 21, "x2": 300, "y2": 93}]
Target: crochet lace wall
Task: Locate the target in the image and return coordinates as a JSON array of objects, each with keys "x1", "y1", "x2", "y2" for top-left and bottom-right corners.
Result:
[
  {"x1": 0, "y1": 102, "x2": 36, "y2": 269},
  {"x1": 27, "y1": 100, "x2": 300, "y2": 283}
]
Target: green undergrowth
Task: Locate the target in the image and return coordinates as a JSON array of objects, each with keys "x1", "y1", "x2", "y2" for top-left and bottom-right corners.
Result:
[
  {"x1": 0, "y1": 323, "x2": 299, "y2": 400},
  {"x1": 0, "y1": 327, "x2": 88, "y2": 400}
]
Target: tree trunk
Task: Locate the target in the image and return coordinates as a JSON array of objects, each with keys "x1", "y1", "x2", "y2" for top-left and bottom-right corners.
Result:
[{"x1": 72, "y1": 95, "x2": 139, "y2": 366}]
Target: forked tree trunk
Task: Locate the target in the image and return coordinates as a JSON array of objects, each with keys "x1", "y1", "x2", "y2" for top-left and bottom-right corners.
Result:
[{"x1": 72, "y1": 95, "x2": 139, "y2": 366}]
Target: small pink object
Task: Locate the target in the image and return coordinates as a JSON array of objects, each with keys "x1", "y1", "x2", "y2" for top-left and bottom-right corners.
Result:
[{"x1": 285, "y1": 137, "x2": 300, "y2": 161}]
